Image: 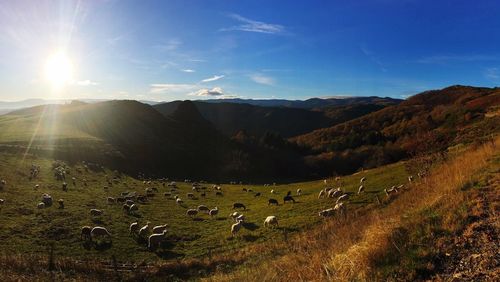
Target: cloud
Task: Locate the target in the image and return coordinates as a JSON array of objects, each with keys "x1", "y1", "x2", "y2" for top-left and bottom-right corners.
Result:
[
  {"x1": 154, "y1": 39, "x2": 182, "y2": 51},
  {"x1": 250, "y1": 74, "x2": 275, "y2": 86},
  {"x1": 150, "y1": 83, "x2": 197, "y2": 94},
  {"x1": 201, "y1": 75, "x2": 225, "y2": 82},
  {"x1": 416, "y1": 54, "x2": 500, "y2": 64},
  {"x1": 181, "y1": 69, "x2": 195, "y2": 73},
  {"x1": 75, "y1": 80, "x2": 99, "y2": 86},
  {"x1": 485, "y1": 67, "x2": 500, "y2": 80},
  {"x1": 190, "y1": 87, "x2": 225, "y2": 96},
  {"x1": 220, "y1": 13, "x2": 284, "y2": 34}
]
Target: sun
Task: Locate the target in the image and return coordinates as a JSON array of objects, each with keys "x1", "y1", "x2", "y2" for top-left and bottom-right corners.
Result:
[{"x1": 44, "y1": 51, "x2": 73, "y2": 89}]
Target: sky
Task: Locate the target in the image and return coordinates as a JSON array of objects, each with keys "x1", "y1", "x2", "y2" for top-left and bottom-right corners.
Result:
[{"x1": 0, "y1": 0, "x2": 499, "y2": 102}]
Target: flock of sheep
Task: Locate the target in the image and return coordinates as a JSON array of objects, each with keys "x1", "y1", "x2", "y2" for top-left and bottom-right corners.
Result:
[{"x1": 0, "y1": 161, "x2": 416, "y2": 254}]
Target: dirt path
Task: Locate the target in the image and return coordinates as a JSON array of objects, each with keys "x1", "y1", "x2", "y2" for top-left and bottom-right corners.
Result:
[{"x1": 431, "y1": 173, "x2": 499, "y2": 281}]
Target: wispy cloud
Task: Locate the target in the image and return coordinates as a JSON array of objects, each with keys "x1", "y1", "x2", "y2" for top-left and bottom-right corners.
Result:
[
  {"x1": 75, "y1": 80, "x2": 99, "y2": 86},
  {"x1": 360, "y1": 45, "x2": 387, "y2": 72},
  {"x1": 154, "y1": 39, "x2": 182, "y2": 51},
  {"x1": 150, "y1": 83, "x2": 197, "y2": 94},
  {"x1": 416, "y1": 54, "x2": 500, "y2": 64},
  {"x1": 485, "y1": 67, "x2": 499, "y2": 80},
  {"x1": 181, "y1": 69, "x2": 195, "y2": 73},
  {"x1": 250, "y1": 73, "x2": 275, "y2": 86},
  {"x1": 201, "y1": 75, "x2": 225, "y2": 83},
  {"x1": 220, "y1": 13, "x2": 285, "y2": 34}
]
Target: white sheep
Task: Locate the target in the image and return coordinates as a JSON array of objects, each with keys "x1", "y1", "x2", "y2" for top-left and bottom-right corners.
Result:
[
  {"x1": 236, "y1": 214, "x2": 245, "y2": 222},
  {"x1": 90, "y1": 209, "x2": 103, "y2": 217},
  {"x1": 334, "y1": 202, "x2": 346, "y2": 217},
  {"x1": 176, "y1": 198, "x2": 183, "y2": 205},
  {"x1": 264, "y1": 216, "x2": 278, "y2": 228},
  {"x1": 358, "y1": 185, "x2": 365, "y2": 194},
  {"x1": 90, "y1": 226, "x2": 112, "y2": 241},
  {"x1": 37, "y1": 202, "x2": 45, "y2": 209},
  {"x1": 197, "y1": 205, "x2": 209, "y2": 213},
  {"x1": 209, "y1": 206, "x2": 219, "y2": 218},
  {"x1": 231, "y1": 220, "x2": 243, "y2": 236},
  {"x1": 318, "y1": 208, "x2": 335, "y2": 217},
  {"x1": 318, "y1": 190, "x2": 326, "y2": 199},
  {"x1": 408, "y1": 176, "x2": 414, "y2": 182},
  {"x1": 129, "y1": 222, "x2": 139, "y2": 234},
  {"x1": 152, "y1": 224, "x2": 168, "y2": 234},
  {"x1": 186, "y1": 209, "x2": 198, "y2": 218},
  {"x1": 138, "y1": 221, "x2": 151, "y2": 238},
  {"x1": 336, "y1": 194, "x2": 349, "y2": 204},
  {"x1": 229, "y1": 212, "x2": 240, "y2": 221},
  {"x1": 328, "y1": 188, "x2": 342, "y2": 198},
  {"x1": 360, "y1": 177, "x2": 366, "y2": 183},
  {"x1": 296, "y1": 189, "x2": 302, "y2": 196},
  {"x1": 0, "y1": 199, "x2": 4, "y2": 206},
  {"x1": 148, "y1": 230, "x2": 167, "y2": 249},
  {"x1": 270, "y1": 189, "x2": 275, "y2": 194},
  {"x1": 129, "y1": 204, "x2": 139, "y2": 213}
]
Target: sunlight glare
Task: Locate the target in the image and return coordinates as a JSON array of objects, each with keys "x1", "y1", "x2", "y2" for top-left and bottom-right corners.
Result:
[{"x1": 44, "y1": 51, "x2": 73, "y2": 89}]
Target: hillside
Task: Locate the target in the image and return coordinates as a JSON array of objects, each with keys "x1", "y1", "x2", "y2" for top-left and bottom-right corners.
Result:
[
  {"x1": 291, "y1": 85, "x2": 500, "y2": 175},
  {"x1": 154, "y1": 101, "x2": 392, "y2": 138}
]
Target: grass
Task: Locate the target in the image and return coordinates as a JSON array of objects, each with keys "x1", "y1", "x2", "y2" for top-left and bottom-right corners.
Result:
[{"x1": 0, "y1": 149, "x2": 408, "y2": 266}]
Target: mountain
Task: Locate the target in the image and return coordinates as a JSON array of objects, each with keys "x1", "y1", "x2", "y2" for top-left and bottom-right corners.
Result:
[
  {"x1": 154, "y1": 100, "x2": 394, "y2": 138},
  {"x1": 291, "y1": 85, "x2": 500, "y2": 175},
  {"x1": 198, "y1": 96, "x2": 400, "y2": 109}
]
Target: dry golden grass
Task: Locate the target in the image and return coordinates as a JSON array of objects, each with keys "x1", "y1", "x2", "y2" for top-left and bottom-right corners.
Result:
[{"x1": 207, "y1": 137, "x2": 498, "y2": 282}]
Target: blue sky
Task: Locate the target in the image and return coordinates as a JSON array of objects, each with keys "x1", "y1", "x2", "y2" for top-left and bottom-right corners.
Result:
[{"x1": 0, "y1": 0, "x2": 499, "y2": 101}]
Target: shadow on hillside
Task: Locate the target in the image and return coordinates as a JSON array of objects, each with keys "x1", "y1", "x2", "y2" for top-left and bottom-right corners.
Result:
[
  {"x1": 242, "y1": 222, "x2": 259, "y2": 231},
  {"x1": 242, "y1": 234, "x2": 260, "y2": 242},
  {"x1": 93, "y1": 241, "x2": 113, "y2": 251},
  {"x1": 192, "y1": 217, "x2": 204, "y2": 222},
  {"x1": 215, "y1": 217, "x2": 227, "y2": 221}
]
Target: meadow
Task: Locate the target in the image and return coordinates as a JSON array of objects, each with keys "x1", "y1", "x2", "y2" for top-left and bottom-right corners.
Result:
[{"x1": 0, "y1": 150, "x2": 408, "y2": 264}]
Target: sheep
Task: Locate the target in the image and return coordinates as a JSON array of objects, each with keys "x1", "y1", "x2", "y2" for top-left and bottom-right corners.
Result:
[
  {"x1": 187, "y1": 193, "x2": 195, "y2": 199},
  {"x1": 286, "y1": 191, "x2": 292, "y2": 196},
  {"x1": 37, "y1": 202, "x2": 45, "y2": 209},
  {"x1": 318, "y1": 190, "x2": 326, "y2": 199},
  {"x1": 176, "y1": 198, "x2": 184, "y2": 205},
  {"x1": 283, "y1": 195, "x2": 296, "y2": 204},
  {"x1": 236, "y1": 214, "x2": 245, "y2": 222},
  {"x1": 296, "y1": 189, "x2": 302, "y2": 196},
  {"x1": 334, "y1": 202, "x2": 346, "y2": 217},
  {"x1": 209, "y1": 207, "x2": 219, "y2": 218},
  {"x1": 81, "y1": 226, "x2": 92, "y2": 241},
  {"x1": 268, "y1": 198, "x2": 279, "y2": 206},
  {"x1": 107, "y1": 197, "x2": 116, "y2": 204},
  {"x1": 358, "y1": 185, "x2": 365, "y2": 195},
  {"x1": 336, "y1": 194, "x2": 349, "y2": 204},
  {"x1": 34, "y1": 184, "x2": 39, "y2": 190},
  {"x1": 129, "y1": 222, "x2": 139, "y2": 234},
  {"x1": 324, "y1": 179, "x2": 327, "y2": 184},
  {"x1": 41, "y1": 194, "x2": 53, "y2": 206},
  {"x1": 232, "y1": 203, "x2": 246, "y2": 210},
  {"x1": 197, "y1": 205, "x2": 210, "y2": 213},
  {"x1": 148, "y1": 230, "x2": 167, "y2": 249},
  {"x1": 58, "y1": 199, "x2": 64, "y2": 209},
  {"x1": 117, "y1": 197, "x2": 126, "y2": 203},
  {"x1": 125, "y1": 199, "x2": 134, "y2": 206},
  {"x1": 408, "y1": 176, "x2": 414, "y2": 182},
  {"x1": 318, "y1": 208, "x2": 335, "y2": 217},
  {"x1": 152, "y1": 224, "x2": 168, "y2": 234},
  {"x1": 229, "y1": 212, "x2": 240, "y2": 221},
  {"x1": 328, "y1": 188, "x2": 342, "y2": 198},
  {"x1": 231, "y1": 220, "x2": 243, "y2": 237},
  {"x1": 128, "y1": 204, "x2": 139, "y2": 213},
  {"x1": 186, "y1": 209, "x2": 198, "y2": 218},
  {"x1": 90, "y1": 226, "x2": 112, "y2": 242},
  {"x1": 360, "y1": 177, "x2": 366, "y2": 183},
  {"x1": 384, "y1": 186, "x2": 398, "y2": 197},
  {"x1": 270, "y1": 189, "x2": 275, "y2": 194},
  {"x1": 138, "y1": 222, "x2": 151, "y2": 238},
  {"x1": 0, "y1": 199, "x2": 4, "y2": 206},
  {"x1": 254, "y1": 192, "x2": 261, "y2": 197},
  {"x1": 62, "y1": 182, "x2": 68, "y2": 191},
  {"x1": 90, "y1": 209, "x2": 103, "y2": 217},
  {"x1": 264, "y1": 216, "x2": 278, "y2": 228}
]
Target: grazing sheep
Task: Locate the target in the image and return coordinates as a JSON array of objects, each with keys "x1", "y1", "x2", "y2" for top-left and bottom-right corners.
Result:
[
  {"x1": 231, "y1": 220, "x2": 243, "y2": 237},
  {"x1": 148, "y1": 230, "x2": 167, "y2": 249},
  {"x1": 408, "y1": 176, "x2": 414, "y2": 182},
  {"x1": 296, "y1": 189, "x2": 302, "y2": 196},
  {"x1": 324, "y1": 179, "x2": 327, "y2": 184},
  {"x1": 187, "y1": 193, "x2": 195, "y2": 199},
  {"x1": 325, "y1": 187, "x2": 333, "y2": 192},
  {"x1": 268, "y1": 198, "x2": 279, "y2": 206},
  {"x1": 270, "y1": 189, "x2": 275, "y2": 194},
  {"x1": 62, "y1": 182, "x2": 68, "y2": 191},
  {"x1": 360, "y1": 177, "x2": 366, "y2": 183},
  {"x1": 107, "y1": 197, "x2": 116, "y2": 204},
  {"x1": 254, "y1": 192, "x2": 261, "y2": 197},
  {"x1": 318, "y1": 190, "x2": 326, "y2": 199},
  {"x1": 334, "y1": 202, "x2": 346, "y2": 217},
  {"x1": 90, "y1": 226, "x2": 112, "y2": 242},
  {"x1": 233, "y1": 203, "x2": 246, "y2": 210},
  {"x1": 34, "y1": 184, "x2": 39, "y2": 190},
  {"x1": 384, "y1": 186, "x2": 398, "y2": 197},
  {"x1": 41, "y1": 194, "x2": 53, "y2": 206},
  {"x1": 152, "y1": 224, "x2": 168, "y2": 234},
  {"x1": 197, "y1": 205, "x2": 210, "y2": 213},
  {"x1": 328, "y1": 188, "x2": 342, "y2": 198},
  {"x1": 186, "y1": 209, "x2": 198, "y2": 218},
  {"x1": 81, "y1": 226, "x2": 92, "y2": 241},
  {"x1": 37, "y1": 202, "x2": 45, "y2": 209},
  {"x1": 0, "y1": 199, "x2": 4, "y2": 206},
  {"x1": 358, "y1": 185, "x2": 365, "y2": 195},
  {"x1": 209, "y1": 207, "x2": 219, "y2": 218},
  {"x1": 318, "y1": 208, "x2": 335, "y2": 217},
  {"x1": 283, "y1": 195, "x2": 295, "y2": 204},
  {"x1": 336, "y1": 194, "x2": 349, "y2": 204},
  {"x1": 58, "y1": 199, "x2": 64, "y2": 209},
  {"x1": 264, "y1": 216, "x2": 278, "y2": 228},
  {"x1": 229, "y1": 212, "x2": 240, "y2": 221},
  {"x1": 128, "y1": 204, "x2": 139, "y2": 213},
  {"x1": 129, "y1": 222, "x2": 139, "y2": 234},
  {"x1": 138, "y1": 222, "x2": 151, "y2": 238},
  {"x1": 236, "y1": 214, "x2": 245, "y2": 222},
  {"x1": 90, "y1": 209, "x2": 103, "y2": 217},
  {"x1": 125, "y1": 199, "x2": 134, "y2": 206},
  {"x1": 176, "y1": 198, "x2": 184, "y2": 205}
]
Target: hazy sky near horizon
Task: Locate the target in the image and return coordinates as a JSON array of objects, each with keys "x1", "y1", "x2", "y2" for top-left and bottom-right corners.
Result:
[{"x1": 0, "y1": 0, "x2": 499, "y2": 102}]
